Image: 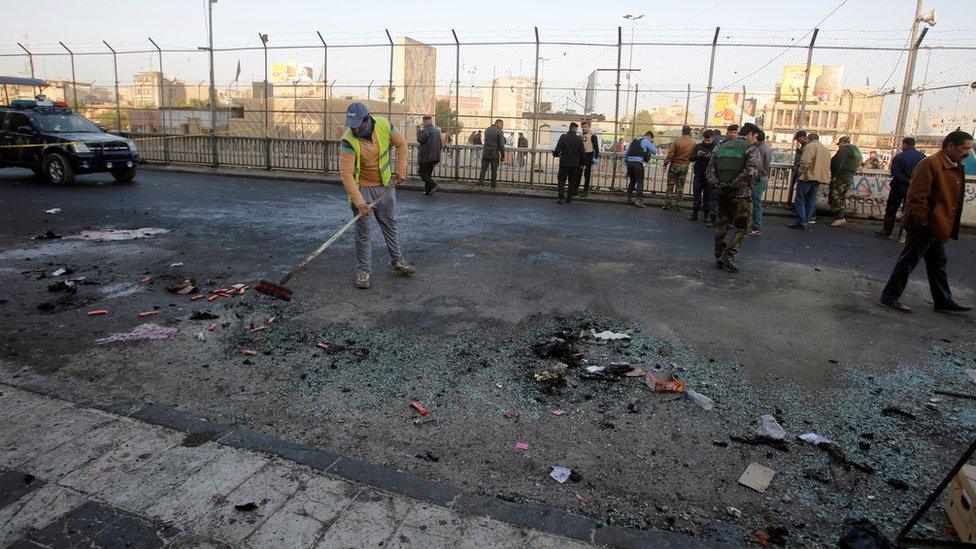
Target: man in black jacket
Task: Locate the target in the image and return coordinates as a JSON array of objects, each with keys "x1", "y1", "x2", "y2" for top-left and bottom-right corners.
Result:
[
  {"x1": 689, "y1": 130, "x2": 716, "y2": 222},
  {"x1": 416, "y1": 115, "x2": 442, "y2": 195},
  {"x1": 579, "y1": 120, "x2": 600, "y2": 196},
  {"x1": 553, "y1": 122, "x2": 585, "y2": 204}
]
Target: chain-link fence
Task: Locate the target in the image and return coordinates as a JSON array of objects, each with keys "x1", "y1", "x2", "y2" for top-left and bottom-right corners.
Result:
[{"x1": 2, "y1": 27, "x2": 974, "y2": 203}]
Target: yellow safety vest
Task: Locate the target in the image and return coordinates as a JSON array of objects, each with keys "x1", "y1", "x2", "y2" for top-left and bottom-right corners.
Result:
[{"x1": 342, "y1": 116, "x2": 393, "y2": 187}]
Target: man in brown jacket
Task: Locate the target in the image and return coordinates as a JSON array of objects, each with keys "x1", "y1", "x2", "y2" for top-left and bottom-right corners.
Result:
[
  {"x1": 663, "y1": 125, "x2": 695, "y2": 210},
  {"x1": 789, "y1": 133, "x2": 830, "y2": 229},
  {"x1": 878, "y1": 130, "x2": 973, "y2": 313}
]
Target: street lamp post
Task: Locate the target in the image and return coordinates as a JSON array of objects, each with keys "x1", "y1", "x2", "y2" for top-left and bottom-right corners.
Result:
[
  {"x1": 206, "y1": 0, "x2": 218, "y2": 167},
  {"x1": 622, "y1": 14, "x2": 643, "y2": 133}
]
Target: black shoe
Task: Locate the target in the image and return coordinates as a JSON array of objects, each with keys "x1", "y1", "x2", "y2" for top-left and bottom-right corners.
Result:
[
  {"x1": 788, "y1": 222, "x2": 807, "y2": 230},
  {"x1": 718, "y1": 255, "x2": 739, "y2": 273},
  {"x1": 935, "y1": 302, "x2": 973, "y2": 313},
  {"x1": 579, "y1": 191, "x2": 588, "y2": 197},
  {"x1": 426, "y1": 183, "x2": 438, "y2": 195},
  {"x1": 878, "y1": 298, "x2": 912, "y2": 313},
  {"x1": 689, "y1": 213, "x2": 699, "y2": 221},
  {"x1": 874, "y1": 230, "x2": 891, "y2": 238}
]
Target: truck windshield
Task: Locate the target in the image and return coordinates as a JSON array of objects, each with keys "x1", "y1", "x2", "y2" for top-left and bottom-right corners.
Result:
[{"x1": 33, "y1": 113, "x2": 101, "y2": 133}]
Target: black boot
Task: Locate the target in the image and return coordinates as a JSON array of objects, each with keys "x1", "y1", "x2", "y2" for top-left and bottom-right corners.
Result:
[
  {"x1": 874, "y1": 216, "x2": 895, "y2": 238},
  {"x1": 689, "y1": 210, "x2": 699, "y2": 221}
]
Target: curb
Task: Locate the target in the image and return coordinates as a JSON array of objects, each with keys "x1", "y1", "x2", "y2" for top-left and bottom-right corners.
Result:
[{"x1": 0, "y1": 370, "x2": 735, "y2": 548}]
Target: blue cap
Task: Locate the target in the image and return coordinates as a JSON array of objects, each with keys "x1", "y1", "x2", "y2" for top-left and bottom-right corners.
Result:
[{"x1": 344, "y1": 102, "x2": 370, "y2": 127}]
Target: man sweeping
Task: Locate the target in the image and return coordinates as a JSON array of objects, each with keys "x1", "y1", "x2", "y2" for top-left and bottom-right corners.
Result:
[{"x1": 339, "y1": 102, "x2": 415, "y2": 289}]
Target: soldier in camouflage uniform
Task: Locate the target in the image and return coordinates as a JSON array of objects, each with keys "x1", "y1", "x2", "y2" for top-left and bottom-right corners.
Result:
[
  {"x1": 827, "y1": 136, "x2": 862, "y2": 227},
  {"x1": 706, "y1": 123, "x2": 763, "y2": 272}
]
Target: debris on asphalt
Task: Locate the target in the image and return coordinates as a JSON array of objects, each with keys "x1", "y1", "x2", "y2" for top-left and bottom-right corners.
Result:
[
  {"x1": 967, "y1": 369, "x2": 976, "y2": 385},
  {"x1": 190, "y1": 310, "x2": 219, "y2": 320},
  {"x1": 551, "y1": 410, "x2": 566, "y2": 416},
  {"x1": 191, "y1": 295, "x2": 206, "y2": 301},
  {"x1": 95, "y1": 323, "x2": 178, "y2": 344},
  {"x1": 170, "y1": 262, "x2": 184, "y2": 267},
  {"x1": 138, "y1": 310, "x2": 158, "y2": 318},
  {"x1": 686, "y1": 389, "x2": 715, "y2": 411},
  {"x1": 837, "y1": 517, "x2": 893, "y2": 549},
  {"x1": 738, "y1": 462, "x2": 777, "y2": 493},
  {"x1": 239, "y1": 349, "x2": 258, "y2": 356},
  {"x1": 798, "y1": 433, "x2": 833, "y2": 446},
  {"x1": 756, "y1": 414, "x2": 787, "y2": 441},
  {"x1": 207, "y1": 322, "x2": 217, "y2": 332},
  {"x1": 726, "y1": 507, "x2": 742, "y2": 518},
  {"x1": 585, "y1": 365, "x2": 605, "y2": 374},
  {"x1": 757, "y1": 525, "x2": 789, "y2": 546},
  {"x1": 44, "y1": 208, "x2": 61, "y2": 214},
  {"x1": 416, "y1": 450, "x2": 440, "y2": 462},
  {"x1": 410, "y1": 401, "x2": 429, "y2": 416},
  {"x1": 515, "y1": 442, "x2": 530, "y2": 450},
  {"x1": 550, "y1": 466, "x2": 572, "y2": 484},
  {"x1": 195, "y1": 332, "x2": 206, "y2": 341},
  {"x1": 534, "y1": 362, "x2": 568, "y2": 383},
  {"x1": 504, "y1": 411, "x2": 518, "y2": 419},
  {"x1": 32, "y1": 230, "x2": 61, "y2": 240},
  {"x1": 68, "y1": 227, "x2": 170, "y2": 241},
  {"x1": 644, "y1": 371, "x2": 685, "y2": 393},
  {"x1": 532, "y1": 336, "x2": 581, "y2": 365},
  {"x1": 233, "y1": 502, "x2": 258, "y2": 512},
  {"x1": 624, "y1": 367, "x2": 646, "y2": 377},
  {"x1": 882, "y1": 405, "x2": 916, "y2": 420},
  {"x1": 139, "y1": 276, "x2": 151, "y2": 283},
  {"x1": 86, "y1": 310, "x2": 108, "y2": 317},
  {"x1": 316, "y1": 342, "x2": 330, "y2": 350},
  {"x1": 886, "y1": 478, "x2": 909, "y2": 490},
  {"x1": 589, "y1": 329, "x2": 631, "y2": 341},
  {"x1": 51, "y1": 267, "x2": 72, "y2": 277},
  {"x1": 167, "y1": 280, "x2": 196, "y2": 295},
  {"x1": 47, "y1": 280, "x2": 76, "y2": 292}
]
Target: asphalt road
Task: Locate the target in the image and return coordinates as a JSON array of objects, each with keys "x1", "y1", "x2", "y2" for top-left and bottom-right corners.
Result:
[{"x1": 1, "y1": 167, "x2": 974, "y2": 545}]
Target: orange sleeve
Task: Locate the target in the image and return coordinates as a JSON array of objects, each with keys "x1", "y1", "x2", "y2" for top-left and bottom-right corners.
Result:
[
  {"x1": 339, "y1": 150, "x2": 365, "y2": 205},
  {"x1": 391, "y1": 130, "x2": 408, "y2": 179}
]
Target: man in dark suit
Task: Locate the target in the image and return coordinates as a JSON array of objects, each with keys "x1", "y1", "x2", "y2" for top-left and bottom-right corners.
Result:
[{"x1": 553, "y1": 122, "x2": 585, "y2": 204}]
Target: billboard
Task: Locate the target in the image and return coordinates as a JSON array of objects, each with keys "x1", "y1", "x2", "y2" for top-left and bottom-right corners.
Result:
[
  {"x1": 271, "y1": 61, "x2": 316, "y2": 84},
  {"x1": 711, "y1": 93, "x2": 756, "y2": 126},
  {"x1": 780, "y1": 64, "x2": 843, "y2": 102}
]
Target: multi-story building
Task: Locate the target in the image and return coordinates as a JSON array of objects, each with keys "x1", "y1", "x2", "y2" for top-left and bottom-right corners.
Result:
[
  {"x1": 380, "y1": 36, "x2": 436, "y2": 127},
  {"x1": 490, "y1": 76, "x2": 536, "y2": 131},
  {"x1": 128, "y1": 71, "x2": 187, "y2": 108}
]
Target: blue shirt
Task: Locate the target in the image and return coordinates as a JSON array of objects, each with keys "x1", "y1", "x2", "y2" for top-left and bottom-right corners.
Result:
[
  {"x1": 626, "y1": 137, "x2": 657, "y2": 163},
  {"x1": 889, "y1": 148, "x2": 926, "y2": 190}
]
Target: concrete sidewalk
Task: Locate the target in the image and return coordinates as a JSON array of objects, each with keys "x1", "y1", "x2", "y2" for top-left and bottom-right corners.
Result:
[{"x1": 0, "y1": 384, "x2": 601, "y2": 548}]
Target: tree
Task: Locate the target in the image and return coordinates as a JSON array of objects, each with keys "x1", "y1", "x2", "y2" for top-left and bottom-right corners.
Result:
[
  {"x1": 434, "y1": 99, "x2": 462, "y2": 136},
  {"x1": 625, "y1": 110, "x2": 656, "y2": 139}
]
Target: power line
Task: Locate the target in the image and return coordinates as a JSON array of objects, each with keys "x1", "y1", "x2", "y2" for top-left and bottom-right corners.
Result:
[{"x1": 713, "y1": 0, "x2": 850, "y2": 93}]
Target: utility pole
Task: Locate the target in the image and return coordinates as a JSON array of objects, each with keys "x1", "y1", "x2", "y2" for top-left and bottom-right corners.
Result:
[
  {"x1": 702, "y1": 27, "x2": 720, "y2": 129},
  {"x1": 796, "y1": 28, "x2": 818, "y2": 130},
  {"x1": 895, "y1": 0, "x2": 936, "y2": 146},
  {"x1": 622, "y1": 14, "x2": 643, "y2": 131},
  {"x1": 206, "y1": 0, "x2": 219, "y2": 167}
]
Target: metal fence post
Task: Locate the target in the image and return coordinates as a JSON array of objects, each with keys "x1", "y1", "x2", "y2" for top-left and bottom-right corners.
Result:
[
  {"x1": 631, "y1": 84, "x2": 638, "y2": 140},
  {"x1": 386, "y1": 30, "x2": 394, "y2": 122},
  {"x1": 148, "y1": 37, "x2": 169, "y2": 162},
  {"x1": 58, "y1": 42, "x2": 78, "y2": 109},
  {"x1": 260, "y1": 33, "x2": 270, "y2": 170},
  {"x1": 452, "y1": 29, "x2": 460, "y2": 181},
  {"x1": 103, "y1": 41, "x2": 122, "y2": 133},
  {"x1": 684, "y1": 84, "x2": 690, "y2": 126},
  {"x1": 610, "y1": 26, "x2": 622, "y2": 191},
  {"x1": 17, "y1": 43, "x2": 35, "y2": 96},
  {"x1": 317, "y1": 31, "x2": 328, "y2": 172},
  {"x1": 739, "y1": 85, "x2": 746, "y2": 125},
  {"x1": 206, "y1": 0, "x2": 218, "y2": 167},
  {"x1": 796, "y1": 28, "x2": 818, "y2": 130},
  {"x1": 529, "y1": 27, "x2": 540, "y2": 186},
  {"x1": 702, "y1": 27, "x2": 720, "y2": 130},
  {"x1": 895, "y1": 25, "x2": 929, "y2": 147}
]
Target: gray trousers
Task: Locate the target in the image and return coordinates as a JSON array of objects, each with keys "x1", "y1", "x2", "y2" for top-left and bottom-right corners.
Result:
[{"x1": 351, "y1": 185, "x2": 402, "y2": 274}]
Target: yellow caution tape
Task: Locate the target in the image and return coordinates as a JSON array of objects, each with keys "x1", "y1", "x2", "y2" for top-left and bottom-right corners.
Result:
[{"x1": 0, "y1": 130, "x2": 240, "y2": 150}]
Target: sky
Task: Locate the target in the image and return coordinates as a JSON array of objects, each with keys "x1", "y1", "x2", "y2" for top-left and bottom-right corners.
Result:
[{"x1": 2, "y1": 0, "x2": 974, "y2": 126}]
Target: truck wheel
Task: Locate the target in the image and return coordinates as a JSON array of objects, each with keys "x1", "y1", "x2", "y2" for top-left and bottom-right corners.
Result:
[
  {"x1": 111, "y1": 165, "x2": 137, "y2": 183},
  {"x1": 44, "y1": 153, "x2": 75, "y2": 186}
]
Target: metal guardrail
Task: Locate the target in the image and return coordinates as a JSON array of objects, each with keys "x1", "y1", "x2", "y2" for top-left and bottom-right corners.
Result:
[{"x1": 126, "y1": 133, "x2": 802, "y2": 205}]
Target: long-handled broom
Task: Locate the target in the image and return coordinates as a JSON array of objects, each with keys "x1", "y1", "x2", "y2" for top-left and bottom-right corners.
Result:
[{"x1": 255, "y1": 184, "x2": 395, "y2": 301}]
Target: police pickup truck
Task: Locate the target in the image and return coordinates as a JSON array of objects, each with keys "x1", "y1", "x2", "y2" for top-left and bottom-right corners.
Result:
[{"x1": 0, "y1": 98, "x2": 140, "y2": 185}]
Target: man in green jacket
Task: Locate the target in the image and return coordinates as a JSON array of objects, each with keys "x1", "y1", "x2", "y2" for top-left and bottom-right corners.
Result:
[{"x1": 828, "y1": 136, "x2": 862, "y2": 227}]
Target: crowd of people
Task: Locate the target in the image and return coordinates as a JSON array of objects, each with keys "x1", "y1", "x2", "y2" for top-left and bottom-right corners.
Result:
[{"x1": 342, "y1": 101, "x2": 972, "y2": 314}]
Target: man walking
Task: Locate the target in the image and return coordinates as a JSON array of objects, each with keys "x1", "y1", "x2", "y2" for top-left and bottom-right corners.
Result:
[
  {"x1": 662, "y1": 125, "x2": 695, "y2": 211},
  {"x1": 553, "y1": 122, "x2": 585, "y2": 204},
  {"x1": 827, "y1": 136, "x2": 862, "y2": 227},
  {"x1": 625, "y1": 131, "x2": 657, "y2": 208},
  {"x1": 876, "y1": 137, "x2": 925, "y2": 238},
  {"x1": 749, "y1": 130, "x2": 772, "y2": 236},
  {"x1": 479, "y1": 119, "x2": 505, "y2": 188},
  {"x1": 416, "y1": 115, "x2": 442, "y2": 196},
  {"x1": 707, "y1": 123, "x2": 762, "y2": 272},
  {"x1": 689, "y1": 130, "x2": 717, "y2": 223},
  {"x1": 789, "y1": 132, "x2": 830, "y2": 230},
  {"x1": 580, "y1": 120, "x2": 600, "y2": 196},
  {"x1": 878, "y1": 130, "x2": 972, "y2": 314},
  {"x1": 339, "y1": 102, "x2": 415, "y2": 289},
  {"x1": 517, "y1": 132, "x2": 528, "y2": 168}
]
